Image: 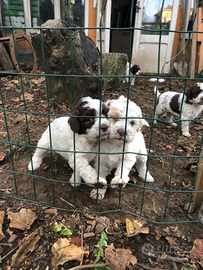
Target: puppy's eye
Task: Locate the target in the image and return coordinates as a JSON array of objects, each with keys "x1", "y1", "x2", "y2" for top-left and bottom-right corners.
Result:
[
  {"x1": 130, "y1": 121, "x2": 135, "y2": 126},
  {"x1": 113, "y1": 118, "x2": 118, "y2": 122},
  {"x1": 87, "y1": 118, "x2": 93, "y2": 122}
]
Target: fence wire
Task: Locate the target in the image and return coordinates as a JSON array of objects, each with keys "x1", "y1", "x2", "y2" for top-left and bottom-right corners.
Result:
[{"x1": 0, "y1": 0, "x2": 203, "y2": 224}]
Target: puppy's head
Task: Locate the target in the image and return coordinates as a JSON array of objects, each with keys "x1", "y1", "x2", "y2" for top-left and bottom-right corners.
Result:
[
  {"x1": 131, "y1": 65, "x2": 141, "y2": 76},
  {"x1": 106, "y1": 96, "x2": 149, "y2": 143},
  {"x1": 186, "y1": 83, "x2": 203, "y2": 104},
  {"x1": 68, "y1": 97, "x2": 110, "y2": 140}
]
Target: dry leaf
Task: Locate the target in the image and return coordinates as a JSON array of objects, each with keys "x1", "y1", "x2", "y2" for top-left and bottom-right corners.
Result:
[
  {"x1": 155, "y1": 229, "x2": 162, "y2": 241},
  {"x1": 21, "y1": 93, "x2": 34, "y2": 102},
  {"x1": 156, "y1": 253, "x2": 167, "y2": 264},
  {"x1": 191, "y1": 239, "x2": 203, "y2": 262},
  {"x1": 51, "y1": 237, "x2": 89, "y2": 266},
  {"x1": 105, "y1": 243, "x2": 137, "y2": 270},
  {"x1": 165, "y1": 236, "x2": 178, "y2": 245},
  {"x1": 7, "y1": 208, "x2": 38, "y2": 230},
  {"x1": 44, "y1": 209, "x2": 58, "y2": 215},
  {"x1": 126, "y1": 218, "x2": 149, "y2": 237},
  {"x1": 11, "y1": 227, "x2": 42, "y2": 265},
  {"x1": 0, "y1": 152, "x2": 6, "y2": 161},
  {"x1": 0, "y1": 211, "x2": 5, "y2": 241}
]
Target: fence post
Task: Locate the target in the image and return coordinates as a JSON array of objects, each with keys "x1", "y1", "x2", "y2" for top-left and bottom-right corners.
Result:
[{"x1": 193, "y1": 148, "x2": 203, "y2": 205}]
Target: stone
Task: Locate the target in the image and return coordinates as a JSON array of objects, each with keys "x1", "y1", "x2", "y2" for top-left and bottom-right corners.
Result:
[
  {"x1": 30, "y1": 19, "x2": 103, "y2": 106},
  {"x1": 102, "y1": 53, "x2": 128, "y2": 90},
  {"x1": 184, "y1": 202, "x2": 196, "y2": 213}
]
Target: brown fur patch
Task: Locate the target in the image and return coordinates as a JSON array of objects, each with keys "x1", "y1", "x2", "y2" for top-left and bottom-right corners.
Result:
[
  {"x1": 170, "y1": 94, "x2": 180, "y2": 114},
  {"x1": 68, "y1": 99, "x2": 96, "y2": 134},
  {"x1": 186, "y1": 84, "x2": 202, "y2": 103},
  {"x1": 108, "y1": 108, "x2": 122, "y2": 125}
]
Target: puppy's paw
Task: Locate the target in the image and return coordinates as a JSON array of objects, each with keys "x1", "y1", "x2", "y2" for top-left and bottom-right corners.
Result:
[
  {"x1": 110, "y1": 176, "x2": 128, "y2": 188},
  {"x1": 28, "y1": 159, "x2": 42, "y2": 171},
  {"x1": 146, "y1": 172, "x2": 154, "y2": 183},
  {"x1": 170, "y1": 123, "x2": 177, "y2": 126},
  {"x1": 182, "y1": 132, "x2": 191, "y2": 137},
  {"x1": 154, "y1": 120, "x2": 158, "y2": 125},
  {"x1": 90, "y1": 188, "x2": 107, "y2": 200},
  {"x1": 98, "y1": 177, "x2": 107, "y2": 186}
]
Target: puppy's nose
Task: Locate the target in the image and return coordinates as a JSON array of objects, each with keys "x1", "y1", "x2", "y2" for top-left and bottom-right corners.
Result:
[
  {"x1": 101, "y1": 124, "x2": 109, "y2": 132},
  {"x1": 118, "y1": 129, "x2": 125, "y2": 136}
]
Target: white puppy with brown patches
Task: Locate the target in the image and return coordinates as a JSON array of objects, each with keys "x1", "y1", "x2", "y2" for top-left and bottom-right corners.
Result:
[
  {"x1": 90, "y1": 95, "x2": 154, "y2": 200},
  {"x1": 154, "y1": 83, "x2": 203, "y2": 136},
  {"x1": 28, "y1": 97, "x2": 110, "y2": 186}
]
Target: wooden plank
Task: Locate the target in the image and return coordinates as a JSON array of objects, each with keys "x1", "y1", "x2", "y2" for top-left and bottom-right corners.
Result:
[
  {"x1": 0, "y1": 42, "x2": 14, "y2": 70},
  {"x1": 88, "y1": 0, "x2": 97, "y2": 44},
  {"x1": 170, "y1": 5, "x2": 183, "y2": 67},
  {"x1": 193, "y1": 149, "x2": 203, "y2": 205},
  {"x1": 190, "y1": 1, "x2": 198, "y2": 78}
]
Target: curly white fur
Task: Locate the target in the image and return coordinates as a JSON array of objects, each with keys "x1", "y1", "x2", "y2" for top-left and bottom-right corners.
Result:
[
  {"x1": 154, "y1": 83, "x2": 203, "y2": 136},
  {"x1": 28, "y1": 97, "x2": 110, "y2": 186},
  {"x1": 90, "y1": 95, "x2": 154, "y2": 200}
]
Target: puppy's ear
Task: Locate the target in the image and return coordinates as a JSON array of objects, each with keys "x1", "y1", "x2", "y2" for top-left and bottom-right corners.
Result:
[
  {"x1": 102, "y1": 103, "x2": 109, "y2": 116},
  {"x1": 186, "y1": 84, "x2": 202, "y2": 101},
  {"x1": 68, "y1": 99, "x2": 85, "y2": 133},
  {"x1": 136, "y1": 119, "x2": 149, "y2": 132},
  {"x1": 68, "y1": 113, "x2": 81, "y2": 133}
]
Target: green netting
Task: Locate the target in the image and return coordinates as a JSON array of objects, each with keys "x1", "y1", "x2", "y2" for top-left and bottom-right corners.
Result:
[{"x1": 1, "y1": 0, "x2": 203, "y2": 224}]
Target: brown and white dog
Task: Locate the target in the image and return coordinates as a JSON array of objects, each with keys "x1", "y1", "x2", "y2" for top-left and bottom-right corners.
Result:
[
  {"x1": 154, "y1": 83, "x2": 203, "y2": 136},
  {"x1": 28, "y1": 97, "x2": 110, "y2": 186}
]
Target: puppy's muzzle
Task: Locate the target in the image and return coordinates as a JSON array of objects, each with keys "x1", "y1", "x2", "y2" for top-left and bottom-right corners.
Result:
[
  {"x1": 101, "y1": 124, "x2": 109, "y2": 132},
  {"x1": 118, "y1": 129, "x2": 125, "y2": 137}
]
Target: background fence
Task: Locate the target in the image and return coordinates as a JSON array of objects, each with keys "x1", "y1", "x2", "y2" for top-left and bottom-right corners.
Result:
[{"x1": 0, "y1": 0, "x2": 203, "y2": 225}]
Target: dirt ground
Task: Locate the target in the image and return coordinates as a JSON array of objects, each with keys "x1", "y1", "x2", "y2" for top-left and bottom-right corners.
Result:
[{"x1": 1, "y1": 75, "x2": 203, "y2": 269}]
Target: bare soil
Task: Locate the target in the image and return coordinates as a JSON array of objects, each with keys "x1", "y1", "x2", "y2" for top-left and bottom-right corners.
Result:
[{"x1": 0, "y1": 75, "x2": 203, "y2": 269}]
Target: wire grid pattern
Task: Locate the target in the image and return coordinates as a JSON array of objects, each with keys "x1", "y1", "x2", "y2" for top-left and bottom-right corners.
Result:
[{"x1": 0, "y1": 0, "x2": 203, "y2": 224}]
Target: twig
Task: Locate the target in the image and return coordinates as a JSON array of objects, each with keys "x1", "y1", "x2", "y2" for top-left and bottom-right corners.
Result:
[
  {"x1": 145, "y1": 252, "x2": 189, "y2": 263},
  {"x1": 0, "y1": 243, "x2": 13, "y2": 246},
  {"x1": 60, "y1": 197, "x2": 75, "y2": 208},
  {"x1": 68, "y1": 263, "x2": 107, "y2": 270},
  {"x1": 137, "y1": 263, "x2": 163, "y2": 270},
  {"x1": 0, "y1": 245, "x2": 18, "y2": 262}
]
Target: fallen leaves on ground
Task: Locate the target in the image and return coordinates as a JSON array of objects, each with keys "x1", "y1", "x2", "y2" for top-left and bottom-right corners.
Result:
[
  {"x1": 126, "y1": 218, "x2": 149, "y2": 237},
  {"x1": 11, "y1": 227, "x2": 43, "y2": 265},
  {"x1": 51, "y1": 236, "x2": 89, "y2": 266},
  {"x1": 7, "y1": 208, "x2": 38, "y2": 230},
  {"x1": 105, "y1": 243, "x2": 137, "y2": 270}
]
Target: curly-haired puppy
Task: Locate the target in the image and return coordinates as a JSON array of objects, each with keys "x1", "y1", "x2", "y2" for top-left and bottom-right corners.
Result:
[
  {"x1": 154, "y1": 83, "x2": 203, "y2": 136},
  {"x1": 123, "y1": 62, "x2": 141, "y2": 86},
  {"x1": 28, "y1": 97, "x2": 110, "y2": 186},
  {"x1": 90, "y1": 95, "x2": 154, "y2": 200}
]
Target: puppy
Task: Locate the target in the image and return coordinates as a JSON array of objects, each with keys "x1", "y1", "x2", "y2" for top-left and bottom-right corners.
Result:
[
  {"x1": 90, "y1": 95, "x2": 154, "y2": 200},
  {"x1": 123, "y1": 62, "x2": 141, "y2": 86},
  {"x1": 154, "y1": 83, "x2": 203, "y2": 136},
  {"x1": 28, "y1": 97, "x2": 110, "y2": 186}
]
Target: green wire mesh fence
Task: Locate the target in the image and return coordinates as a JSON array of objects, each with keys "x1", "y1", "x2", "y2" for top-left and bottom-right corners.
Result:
[{"x1": 0, "y1": 0, "x2": 203, "y2": 225}]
